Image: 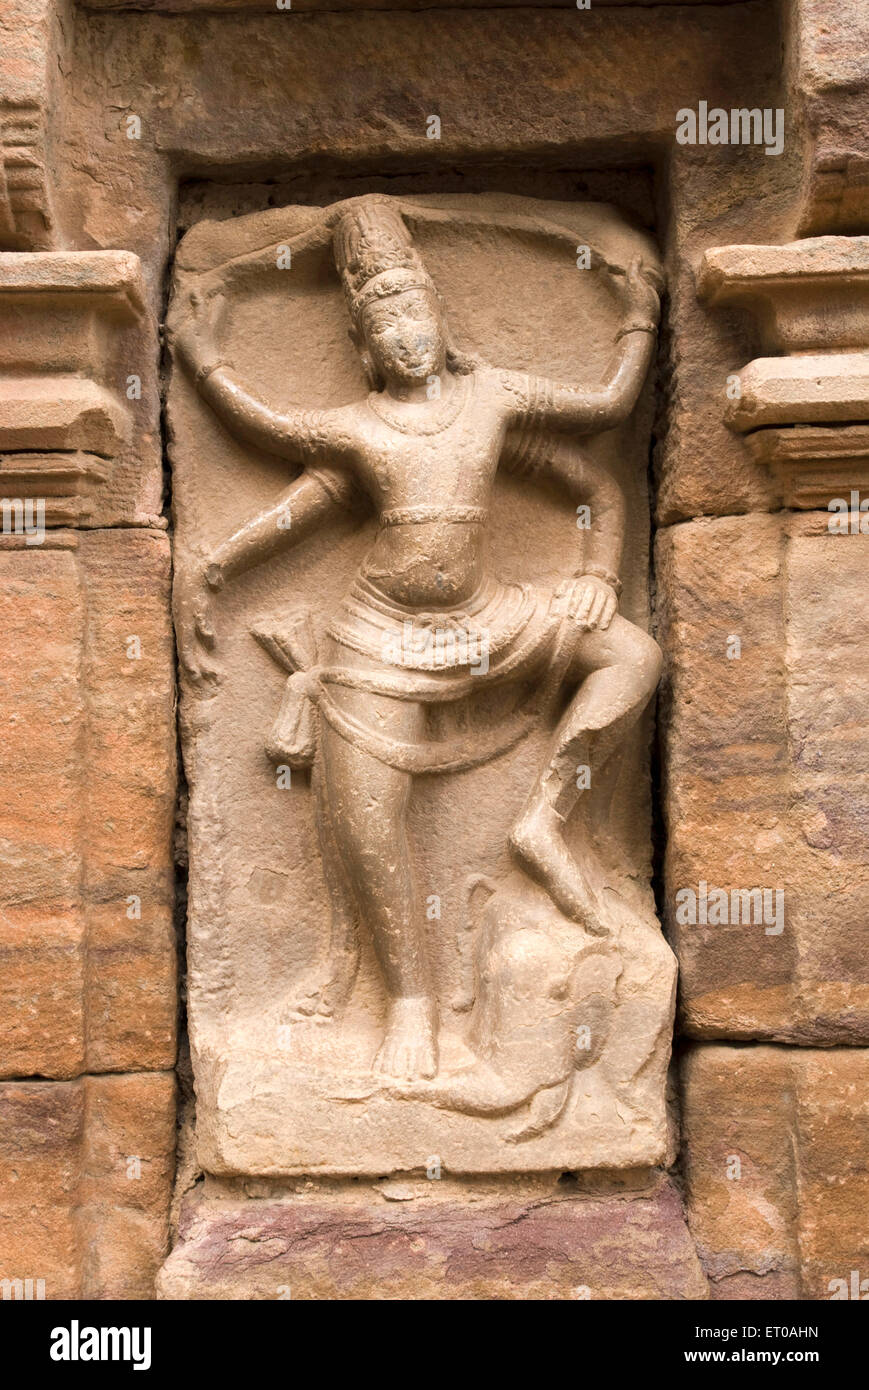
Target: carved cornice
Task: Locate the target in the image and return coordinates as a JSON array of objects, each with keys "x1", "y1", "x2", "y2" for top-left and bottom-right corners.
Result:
[
  {"x1": 0, "y1": 452, "x2": 111, "y2": 523},
  {"x1": 0, "y1": 248, "x2": 146, "y2": 315},
  {"x1": 0, "y1": 250, "x2": 148, "y2": 524},
  {"x1": 699, "y1": 237, "x2": 869, "y2": 354},
  {"x1": 0, "y1": 0, "x2": 70, "y2": 251},
  {"x1": 744, "y1": 425, "x2": 869, "y2": 510},
  {"x1": 699, "y1": 235, "x2": 869, "y2": 506},
  {"x1": 0, "y1": 100, "x2": 55, "y2": 251}
]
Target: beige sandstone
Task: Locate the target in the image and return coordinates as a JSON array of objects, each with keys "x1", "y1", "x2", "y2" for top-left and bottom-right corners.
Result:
[
  {"x1": 0, "y1": 0, "x2": 69, "y2": 251},
  {"x1": 0, "y1": 250, "x2": 162, "y2": 526},
  {"x1": 699, "y1": 234, "x2": 869, "y2": 506},
  {"x1": 726, "y1": 353, "x2": 869, "y2": 432},
  {"x1": 700, "y1": 237, "x2": 869, "y2": 354},
  {"x1": 744, "y1": 424, "x2": 869, "y2": 510},
  {"x1": 786, "y1": 0, "x2": 869, "y2": 235},
  {"x1": 170, "y1": 192, "x2": 676, "y2": 1176}
]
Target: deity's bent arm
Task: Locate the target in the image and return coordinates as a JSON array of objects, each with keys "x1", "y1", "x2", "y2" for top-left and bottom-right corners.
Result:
[
  {"x1": 544, "y1": 442, "x2": 626, "y2": 587},
  {"x1": 501, "y1": 433, "x2": 625, "y2": 590},
  {"x1": 206, "y1": 466, "x2": 360, "y2": 590},
  {"x1": 499, "y1": 326, "x2": 656, "y2": 438}
]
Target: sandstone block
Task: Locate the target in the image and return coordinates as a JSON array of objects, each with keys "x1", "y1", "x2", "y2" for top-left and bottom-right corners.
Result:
[
  {"x1": 682, "y1": 1046, "x2": 869, "y2": 1301},
  {"x1": 0, "y1": 0, "x2": 66, "y2": 250},
  {"x1": 0, "y1": 530, "x2": 176, "y2": 1077},
  {"x1": 699, "y1": 236, "x2": 869, "y2": 354},
  {"x1": 0, "y1": 1072, "x2": 176, "y2": 1300},
  {"x1": 727, "y1": 352, "x2": 869, "y2": 432},
  {"x1": 158, "y1": 1176, "x2": 707, "y2": 1301},
  {"x1": 657, "y1": 512, "x2": 869, "y2": 1041},
  {"x1": 744, "y1": 424, "x2": 869, "y2": 510}
]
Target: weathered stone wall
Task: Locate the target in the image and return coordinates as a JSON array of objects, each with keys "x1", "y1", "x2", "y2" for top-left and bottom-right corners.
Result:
[{"x1": 0, "y1": 0, "x2": 866, "y2": 1300}]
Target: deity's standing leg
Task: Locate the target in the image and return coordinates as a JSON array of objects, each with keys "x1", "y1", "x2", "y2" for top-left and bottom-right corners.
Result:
[
  {"x1": 285, "y1": 759, "x2": 361, "y2": 1019},
  {"x1": 511, "y1": 614, "x2": 663, "y2": 930},
  {"x1": 318, "y1": 687, "x2": 437, "y2": 1080}
]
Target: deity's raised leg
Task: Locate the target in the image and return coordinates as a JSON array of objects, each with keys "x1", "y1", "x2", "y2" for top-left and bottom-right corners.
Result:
[{"x1": 511, "y1": 614, "x2": 663, "y2": 930}]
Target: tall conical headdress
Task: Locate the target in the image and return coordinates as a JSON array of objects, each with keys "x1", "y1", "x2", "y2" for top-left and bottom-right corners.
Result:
[{"x1": 332, "y1": 196, "x2": 435, "y2": 325}]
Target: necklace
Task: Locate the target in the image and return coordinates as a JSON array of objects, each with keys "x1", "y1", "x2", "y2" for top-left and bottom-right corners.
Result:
[{"x1": 367, "y1": 373, "x2": 472, "y2": 436}]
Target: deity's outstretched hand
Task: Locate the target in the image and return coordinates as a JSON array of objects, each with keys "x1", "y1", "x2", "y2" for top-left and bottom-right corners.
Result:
[
  {"x1": 168, "y1": 288, "x2": 226, "y2": 378},
  {"x1": 613, "y1": 255, "x2": 663, "y2": 330},
  {"x1": 174, "y1": 556, "x2": 221, "y2": 694}
]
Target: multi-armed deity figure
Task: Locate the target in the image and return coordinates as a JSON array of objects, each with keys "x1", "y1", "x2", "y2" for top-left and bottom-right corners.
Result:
[{"x1": 173, "y1": 194, "x2": 663, "y2": 1084}]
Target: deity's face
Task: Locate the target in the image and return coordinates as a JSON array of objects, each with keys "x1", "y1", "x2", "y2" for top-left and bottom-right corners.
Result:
[{"x1": 359, "y1": 288, "x2": 447, "y2": 387}]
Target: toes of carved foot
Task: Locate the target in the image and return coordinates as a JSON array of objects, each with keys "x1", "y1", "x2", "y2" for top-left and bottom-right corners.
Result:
[
  {"x1": 283, "y1": 987, "x2": 335, "y2": 1022},
  {"x1": 374, "y1": 1045, "x2": 438, "y2": 1083}
]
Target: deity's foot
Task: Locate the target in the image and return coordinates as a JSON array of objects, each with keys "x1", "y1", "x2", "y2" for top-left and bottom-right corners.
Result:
[
  {"x1": 282, "y1": 953, "x2": 358, "y2": 1021},
  {"x1": 510, "y1": 797, "x2": 610, "y2": 936},
  {"x1": 373, "y1": 996, "x2": 438, "y2": 1080}
]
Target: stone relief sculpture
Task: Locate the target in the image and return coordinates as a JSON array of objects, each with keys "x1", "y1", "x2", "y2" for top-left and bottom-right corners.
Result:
[{"x1": 169, "y1": 193, "x2": 677, "y2": 1173}]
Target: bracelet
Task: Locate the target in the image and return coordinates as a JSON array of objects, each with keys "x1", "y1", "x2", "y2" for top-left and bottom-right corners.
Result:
[
  {"x1": 576, "y1": 564, "x2": 622, "y2": 596},
  {"x1": 195, "y1": 358, "x2": 225, "y2": 385},
  {"x1": 616, "y1": 321, "x2": 657, "y2": 340},
  {"x1": 204, "y1": 561, "x2": 225, "y2": 591}
]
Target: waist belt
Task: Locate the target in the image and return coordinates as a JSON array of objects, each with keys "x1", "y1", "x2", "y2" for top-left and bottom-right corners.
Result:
[{"x1": 379, "y1": 505, "x2": 487, "y2": 526}]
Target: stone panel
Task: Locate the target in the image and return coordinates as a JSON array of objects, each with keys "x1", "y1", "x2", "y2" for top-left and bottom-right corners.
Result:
[{"x1": 171, "y1": 192, "x2": 675, "y2": 1177}]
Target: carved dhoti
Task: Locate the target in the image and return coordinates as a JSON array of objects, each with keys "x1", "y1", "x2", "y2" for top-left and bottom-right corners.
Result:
[{"x1": 256, "y1": 573, "x2": 574, "y2": 775}]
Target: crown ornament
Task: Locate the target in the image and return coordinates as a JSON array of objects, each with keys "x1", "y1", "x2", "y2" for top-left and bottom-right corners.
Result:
[{"x1": 332, "y1": 196, "x2": 436, "y2": 324}]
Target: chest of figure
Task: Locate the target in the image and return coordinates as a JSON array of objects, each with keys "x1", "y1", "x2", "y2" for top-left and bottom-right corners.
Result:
[{"x1": 357, "y1": 392, "x2": 504, "y2": 502}]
